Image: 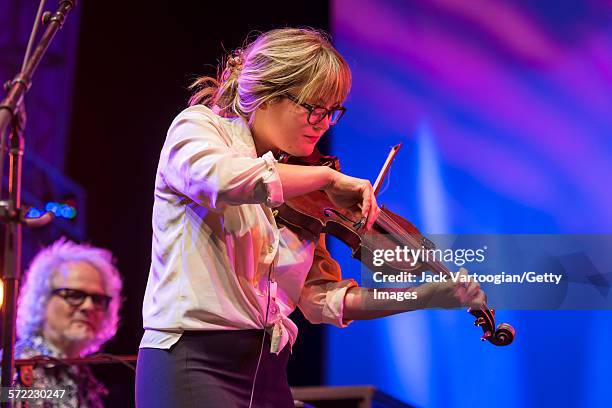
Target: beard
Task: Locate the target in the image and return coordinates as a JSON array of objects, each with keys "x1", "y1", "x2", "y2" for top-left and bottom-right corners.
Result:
[
  {"x1": 56, "y1": 321, "x2": 97, "y2": 353},
  {"x1": 66, "y1": 321, "x2": 95, "y2": 339}
]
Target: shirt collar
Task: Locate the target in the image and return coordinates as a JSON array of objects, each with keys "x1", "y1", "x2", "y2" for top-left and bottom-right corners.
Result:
[{"x1": 227, "y1": 115, "x2": 259, "y2": 158}]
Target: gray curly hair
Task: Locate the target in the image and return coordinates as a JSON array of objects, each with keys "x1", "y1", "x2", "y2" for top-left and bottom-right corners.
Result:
[{"x1": 16, "y1": 238, "x2": 123, "y2": 355}]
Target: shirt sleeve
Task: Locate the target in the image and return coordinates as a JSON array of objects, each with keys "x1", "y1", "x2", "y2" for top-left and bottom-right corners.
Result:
[
  {"x1": 298, "y1": 234, "x2": 357, "y2": 328},
  {"x1": 159, "y1": 107, "x2": 284, "y2": 210}
]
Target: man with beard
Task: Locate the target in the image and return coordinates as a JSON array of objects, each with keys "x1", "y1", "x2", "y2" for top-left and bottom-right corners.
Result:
[{"x1": 11, "y1": 238, "x2": 123, "y2": 407}]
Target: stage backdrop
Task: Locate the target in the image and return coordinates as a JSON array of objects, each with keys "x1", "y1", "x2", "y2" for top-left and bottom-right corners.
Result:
[{"x1": 327, "y1": 1, "x2": 612, "y2": 407}]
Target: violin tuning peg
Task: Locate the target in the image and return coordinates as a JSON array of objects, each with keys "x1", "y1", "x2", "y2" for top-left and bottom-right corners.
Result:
[{"x1": 480, "y1": 331, "x2": 492, "y2": 341}]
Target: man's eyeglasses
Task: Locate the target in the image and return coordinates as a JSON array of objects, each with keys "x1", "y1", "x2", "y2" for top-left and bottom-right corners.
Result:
[
  {"x1": 285, "y1": 93, "x2": 346, "y2": 126},
  {"x1": 52, "y1": 288, "x2": 112, "y2": 311}
]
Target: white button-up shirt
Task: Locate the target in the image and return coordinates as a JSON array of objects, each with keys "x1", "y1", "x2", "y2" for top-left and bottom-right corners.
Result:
[{"x1": 140, "y1": 105, "x2": 356, "y2": 354}]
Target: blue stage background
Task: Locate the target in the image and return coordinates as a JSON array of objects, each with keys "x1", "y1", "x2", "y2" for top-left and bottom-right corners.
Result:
[{"x1": 326, "y1": 1, "x2": 612, "y2": 407}]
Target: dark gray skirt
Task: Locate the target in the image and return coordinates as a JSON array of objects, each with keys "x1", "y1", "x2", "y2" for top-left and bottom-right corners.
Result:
[{"x1": 136, "y1": 330, "x2": 294, "y2": 408}]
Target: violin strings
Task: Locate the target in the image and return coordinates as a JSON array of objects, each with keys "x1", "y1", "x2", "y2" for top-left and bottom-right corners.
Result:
[
  {"x1": 372, "y1": 213, "x2": 493, "y2": 326},
  {"x1": 375, "y1": 211, "x2": 453, "y2": 275},
  {"x1": 376, "y1": 211, "x2": 489, "y2": 312},
  {"x1": 371, "y1": 212, "x2": 490, "y2": 314}
]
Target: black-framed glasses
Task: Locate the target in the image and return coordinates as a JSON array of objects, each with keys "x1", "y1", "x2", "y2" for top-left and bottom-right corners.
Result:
[
  {"x1": 52, "y1": 288, "x2": 112, "y2": 311},
  {"x1": 285, "y1": 93, "x2": 347, "y2": 126}
]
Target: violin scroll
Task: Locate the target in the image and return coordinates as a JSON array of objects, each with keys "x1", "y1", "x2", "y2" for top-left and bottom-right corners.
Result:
[{"x1": 469, "y1": 307, "x2": 515, "y2": 346}]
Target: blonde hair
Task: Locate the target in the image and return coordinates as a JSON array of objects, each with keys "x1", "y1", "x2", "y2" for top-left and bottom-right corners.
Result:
[{"x1": 189, "y1": 28, "x2": 351, "y2": 120}]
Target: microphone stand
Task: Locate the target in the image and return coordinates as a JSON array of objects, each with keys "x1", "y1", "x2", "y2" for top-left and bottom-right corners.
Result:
[{"x1": 0, "y1": 1, "x2": 77, "y2": 403}]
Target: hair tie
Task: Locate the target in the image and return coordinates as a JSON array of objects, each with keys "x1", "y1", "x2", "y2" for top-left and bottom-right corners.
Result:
[{"x1": 226, "y1": 49, "x2": 244, "y2": 73}]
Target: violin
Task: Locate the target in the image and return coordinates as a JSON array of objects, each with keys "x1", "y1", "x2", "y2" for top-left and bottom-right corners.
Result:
[{"x1": 276, "y1": 147, "x2": 515, "y2": 346}]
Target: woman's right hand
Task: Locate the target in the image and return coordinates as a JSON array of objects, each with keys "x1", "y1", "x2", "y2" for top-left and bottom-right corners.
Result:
[
  {"x1": 324, "y1": 170, "x2": 380, "y2": 231},
  {"x1": 428, "y1": 268, "x2": 487, "y2": 309}
]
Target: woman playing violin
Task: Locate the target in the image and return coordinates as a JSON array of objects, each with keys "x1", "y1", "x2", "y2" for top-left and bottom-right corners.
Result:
[{"x1": 135, "y1": 27, "x2": 486, "y2": 408}]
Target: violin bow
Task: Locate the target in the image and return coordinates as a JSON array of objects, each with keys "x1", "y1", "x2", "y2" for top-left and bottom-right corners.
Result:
[
  {"x1": 373, "y1": 143, "x2": 403, "y2": 197},
  {"x1": 352, "y1": 143, "x2": 403, "y2": 230}
]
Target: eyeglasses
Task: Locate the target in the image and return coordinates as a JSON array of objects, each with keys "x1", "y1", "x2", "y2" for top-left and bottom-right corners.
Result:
[
  {"x1": 51, "y1": 288, "x2": 112, "y2": 311},
  {"x1": 285, "y1": 93, "x2": 347, "y2": 126}
]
